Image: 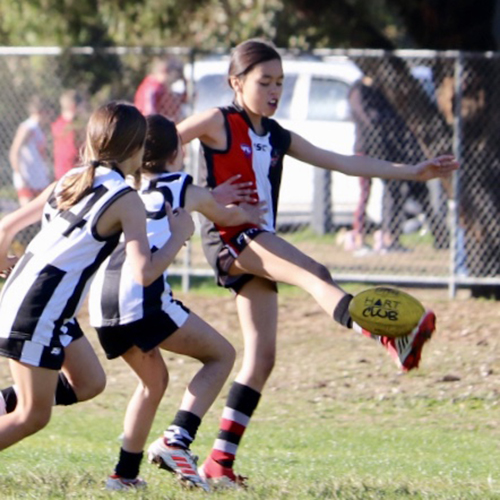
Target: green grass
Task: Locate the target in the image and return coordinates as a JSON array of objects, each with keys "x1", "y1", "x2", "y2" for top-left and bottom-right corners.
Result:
[
  {"x1": 0, "y1": 286, "x2": 498, "y2": 499},
  {"x1": 1, "y1": 397, "x2": 498, "y2": 499}
]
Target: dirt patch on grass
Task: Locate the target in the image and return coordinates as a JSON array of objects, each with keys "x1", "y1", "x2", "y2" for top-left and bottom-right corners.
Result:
[
  {"x1": 1, "y1": 287, "x2": 498, "y2": 415},
  {"x1": 173, "y1": 287, "x2": 500, "y2": 405}
]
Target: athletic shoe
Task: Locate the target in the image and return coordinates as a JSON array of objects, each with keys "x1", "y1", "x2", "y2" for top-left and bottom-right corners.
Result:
[
  {"x1": 105, "y1": 474, "x2": 147, "y2": 491},
  {"x1": 0, "y1": 392, "x2": 6, "y2": 416},
  {"x1": 198, "y1": 455, "x2": 247, "y2": 490},
  {"x1": 379, "y1": 310, "x2": 436, "y2": 372},
  {"x1": 147, "y1": 438, "x2": 209, "y2": 492}
]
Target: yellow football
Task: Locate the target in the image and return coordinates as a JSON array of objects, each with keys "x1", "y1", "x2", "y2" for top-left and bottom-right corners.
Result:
[{"x1": 349, "y1": 286, "x2": 426, "y2": 337}]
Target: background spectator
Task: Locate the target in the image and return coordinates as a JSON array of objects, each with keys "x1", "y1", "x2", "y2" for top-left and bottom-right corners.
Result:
[
  {"x1": 9, "y1": 95, "x2": 51, "y2": 206},
  {"x1": 51, "y1": 90, "x2": 84, "y2": 180},
  {"x1": 348, "y1": 75, "x2": 432, "y2": 253},
  {"x1": 134, "y1": 57, "x2": 187, "y2": 122}
]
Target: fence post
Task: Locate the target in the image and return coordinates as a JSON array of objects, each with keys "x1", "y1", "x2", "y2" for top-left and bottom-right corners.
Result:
[
  {"x1": 181, "y1": 47, "x2": 198, "y2": 293},
  {"x1": 449, "y1": 52, "x2": 464, "y2": 299},
  {"x1": 312, "y1": 169, "x2": 332, "y2": 234}
]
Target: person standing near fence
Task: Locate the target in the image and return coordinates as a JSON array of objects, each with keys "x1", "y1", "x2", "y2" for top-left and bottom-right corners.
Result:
[
  {"x1": 176, "y1": 38, "x2": 459, "y2": 488},
  {"x1": 51, "y1": 90, "x2": 85, "y2": 180},
  {"x1": 9, "y1": 95, "x2": 51, "y2": 206},
  {"x1": 134, "y1": 57, "x2": 187, "y2": 122}
]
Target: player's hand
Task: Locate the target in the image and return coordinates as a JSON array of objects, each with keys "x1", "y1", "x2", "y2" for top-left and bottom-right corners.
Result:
[
  {"x1": 166, "y1": 204, "x2": 195, "y2": 244},
  {"x1": 0, "y1": 254, "x2": 19, "y2": 279},
  {"x1": 212, "y1": 175, "x2": 257, "y2": 205},
  {"x1": 240, "y1": 201, "x2": 268, "y2": 227},
  {"x1": 413, "y1": 155, "x2": 459, "y2": 181}
]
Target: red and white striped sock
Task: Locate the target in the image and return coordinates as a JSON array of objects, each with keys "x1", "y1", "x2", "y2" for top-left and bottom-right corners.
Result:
[{"x1": 210, "y1": 382, "x2": 261, "y2": 468}]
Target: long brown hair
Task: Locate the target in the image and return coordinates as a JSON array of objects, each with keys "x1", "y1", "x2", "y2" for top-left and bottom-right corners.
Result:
[
  {"x1": 57, "y1": 101, "x2": 146, "y2": 210},
  {"x1": 228, "y1": 39, "x2": 281, "y2": 89},
  {"x1": 142, "y1": 114, "x2": 178, "y2": 174}
]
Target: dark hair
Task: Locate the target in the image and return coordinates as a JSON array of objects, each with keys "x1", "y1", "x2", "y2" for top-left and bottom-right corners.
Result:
[
  {"x1": 58, "y1": 101, "x2": 146, "y2": 210},
  {"x1": 142, "y1": 114, "x2": 179, "y2": 173},
  {"x1": 228, "y1": 38, "x2": 281, "y2": 88}
]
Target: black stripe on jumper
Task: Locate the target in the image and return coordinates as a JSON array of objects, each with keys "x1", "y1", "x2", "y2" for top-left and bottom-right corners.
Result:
[{"x1": 10, "y1": 264, "x2": 66, "y2": 335}]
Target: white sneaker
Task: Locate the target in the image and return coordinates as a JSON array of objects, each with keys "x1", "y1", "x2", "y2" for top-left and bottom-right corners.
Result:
[
  {"x1": 105, "y1": 474, "x2": 147, "y2": 490},
  {"x1": 147, "y1": 438, "x2": 209, "y2": 492},
  {"x1": 0, "y1": 392, "x2": 6, "y2": 416}
]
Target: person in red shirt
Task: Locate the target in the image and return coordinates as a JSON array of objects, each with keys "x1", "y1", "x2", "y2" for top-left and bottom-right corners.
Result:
[
  {"x1": 134, "y1": 57, "x2": 187, "y2": 123},
  {"x1": 51, "y1": 90, "x2": 83, "y2": 180}
]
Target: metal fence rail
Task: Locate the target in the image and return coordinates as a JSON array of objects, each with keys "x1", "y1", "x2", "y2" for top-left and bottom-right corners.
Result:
[{"x1": 0, "y1": 46, "x2": 498, "y2": 297}]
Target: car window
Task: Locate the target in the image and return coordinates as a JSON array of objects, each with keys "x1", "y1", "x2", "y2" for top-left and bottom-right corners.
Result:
[
  {"x1": 274, "y1": 74, "x2": 297, "y2": 120},
  {"x1": 307, "y1": 77, "x2": 351, "y2": 121},
  {"x1": 193, "y1": 73, "x2": 297, "y2": 120},
  {"x1": 194, "y1": 74, "x2": 234, "y2": 113}
]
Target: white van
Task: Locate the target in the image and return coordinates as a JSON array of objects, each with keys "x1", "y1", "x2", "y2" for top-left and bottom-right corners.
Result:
[{"x1": 186, "y1": 56, "x2": 384, "y2": 230}]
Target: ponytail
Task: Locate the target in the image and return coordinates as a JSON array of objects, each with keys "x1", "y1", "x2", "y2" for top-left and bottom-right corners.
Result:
[{"x1": 56, "y1": 161, "x2": 99, "y2": 210}]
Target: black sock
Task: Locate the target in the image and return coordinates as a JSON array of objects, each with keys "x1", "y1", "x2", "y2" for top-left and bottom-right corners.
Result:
[
  {"x1": 55, "y1": 373, "x2": 78, "y2": 406},
  {"x1": 1, "y1": 386, "x2": 18, "y2": 413},
  {"x1": 165, "y1": 410, "x2": 202, "y2": 449},
  {"x1": 114, "y1": 448, "x2": 144, "y2": 480},
  {"x1": 1, "y1": 372, "x2": 77, "y2": 413},
  {"x1": 333, "y1": 294, "x2": 353, "y2": 328}
]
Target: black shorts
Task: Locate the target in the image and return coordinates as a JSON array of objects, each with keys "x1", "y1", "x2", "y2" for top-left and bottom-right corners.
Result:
[
  {"x1": 203, "y1": 227, "x2": 270, "y2": 294},
  {"x1": 96, "y1": 307, "x2": 190, "y2": 360},
  {"x1": 0, "y1": 318, "x2": 84, "y2": 370}
]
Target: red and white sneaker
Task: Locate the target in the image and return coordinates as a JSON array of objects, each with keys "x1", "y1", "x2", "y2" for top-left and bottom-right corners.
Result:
[
  {"x1": 105, "y1": 474, "x2": 147, "y2": 491},
  {"x1": 361, "y1": 310, "x2": 436, "y2": 372},
  {"x1": 147, "y1": 438, "x2": 209, "y2": 492},
  {"x1": 198, "y1": 455, "x2": 247, "y2": 490}
]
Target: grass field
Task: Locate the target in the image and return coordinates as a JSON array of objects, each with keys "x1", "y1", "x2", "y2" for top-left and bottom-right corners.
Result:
[{"x1": 0, "y1": 283, "x2": 499, "y2": 499}]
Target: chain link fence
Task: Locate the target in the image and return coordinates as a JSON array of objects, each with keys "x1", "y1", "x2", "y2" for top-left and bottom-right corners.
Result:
[{"x1": 0, "y1": 46, "x2": 498, "y2": 297}]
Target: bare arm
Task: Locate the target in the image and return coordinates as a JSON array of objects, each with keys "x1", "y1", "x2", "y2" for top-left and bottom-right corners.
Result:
[
  {"x1": 211, "y1": 174, "x2": 257, "y2": 205},
  {"x1": 177, "y1": 108, "x2": 226, "y2": 149},
  {"x1": 0, "y1": 182, "x2": 56, "y2": 271},
  {"x1": 100, "y1": 192, "x2": 194, "y2": 287},
  {"x1": 288, "y1": 131, "x2": 459, "y2": 181},
  {"x1": 9, "y1": 124, "x2": 30, "y2": 176},
  {"x1": 185, "y1": 184, "x2": 266, "y2": 227}
]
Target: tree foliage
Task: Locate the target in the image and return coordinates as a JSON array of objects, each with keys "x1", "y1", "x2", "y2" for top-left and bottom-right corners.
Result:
[{"x1": 1, "y1": 0, "x2": 499, "y2": 51}]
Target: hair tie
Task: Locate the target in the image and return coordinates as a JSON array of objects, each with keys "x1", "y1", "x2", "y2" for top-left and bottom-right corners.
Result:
[{"x1": 90, "y1": 160, "x2": 101, "y2": 168}]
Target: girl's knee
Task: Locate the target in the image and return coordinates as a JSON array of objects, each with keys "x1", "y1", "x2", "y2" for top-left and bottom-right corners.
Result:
[
  {"x1": 77, "y1": 372, "x2": 106, "y2": 401},
  {"x1": 14, "y1": 405, "x2": 52, "y2": 435},
  {"x1": 142, "y1": 365, "x2": 169, "y2": 400}
]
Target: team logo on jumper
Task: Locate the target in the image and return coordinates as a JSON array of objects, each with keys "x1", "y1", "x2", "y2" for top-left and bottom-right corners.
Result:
[
  {"x1": 270, "y1": 151, "x2": 280, "y2": 168},
  {"x1": 241, "y1": 144, "x2": 252, "y2": 156}
]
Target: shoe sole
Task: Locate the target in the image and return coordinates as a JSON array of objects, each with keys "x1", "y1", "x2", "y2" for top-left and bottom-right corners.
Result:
[{"x1": 149, "y1": 454, "x2": 209, "y2": 491}]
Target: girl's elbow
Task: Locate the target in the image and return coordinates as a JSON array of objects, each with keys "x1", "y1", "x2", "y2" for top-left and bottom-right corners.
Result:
[{"x1": 133, "y1": 269, "x2": 155, "y2": 287}]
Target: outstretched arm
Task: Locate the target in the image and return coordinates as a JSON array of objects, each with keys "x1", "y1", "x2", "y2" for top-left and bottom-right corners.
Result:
[
  {"x1": 288, "y1": 131, "x2": 459, "y2": 181},
  {"x1": 0, "y1": 182, "x2": 56, "y2": 271},
  {"x1": 211, "y1": 174, "x2": 257, "y2": 205},
  {"x1": 185, "y1": 184, "x2": 266, "y2": 227}
]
